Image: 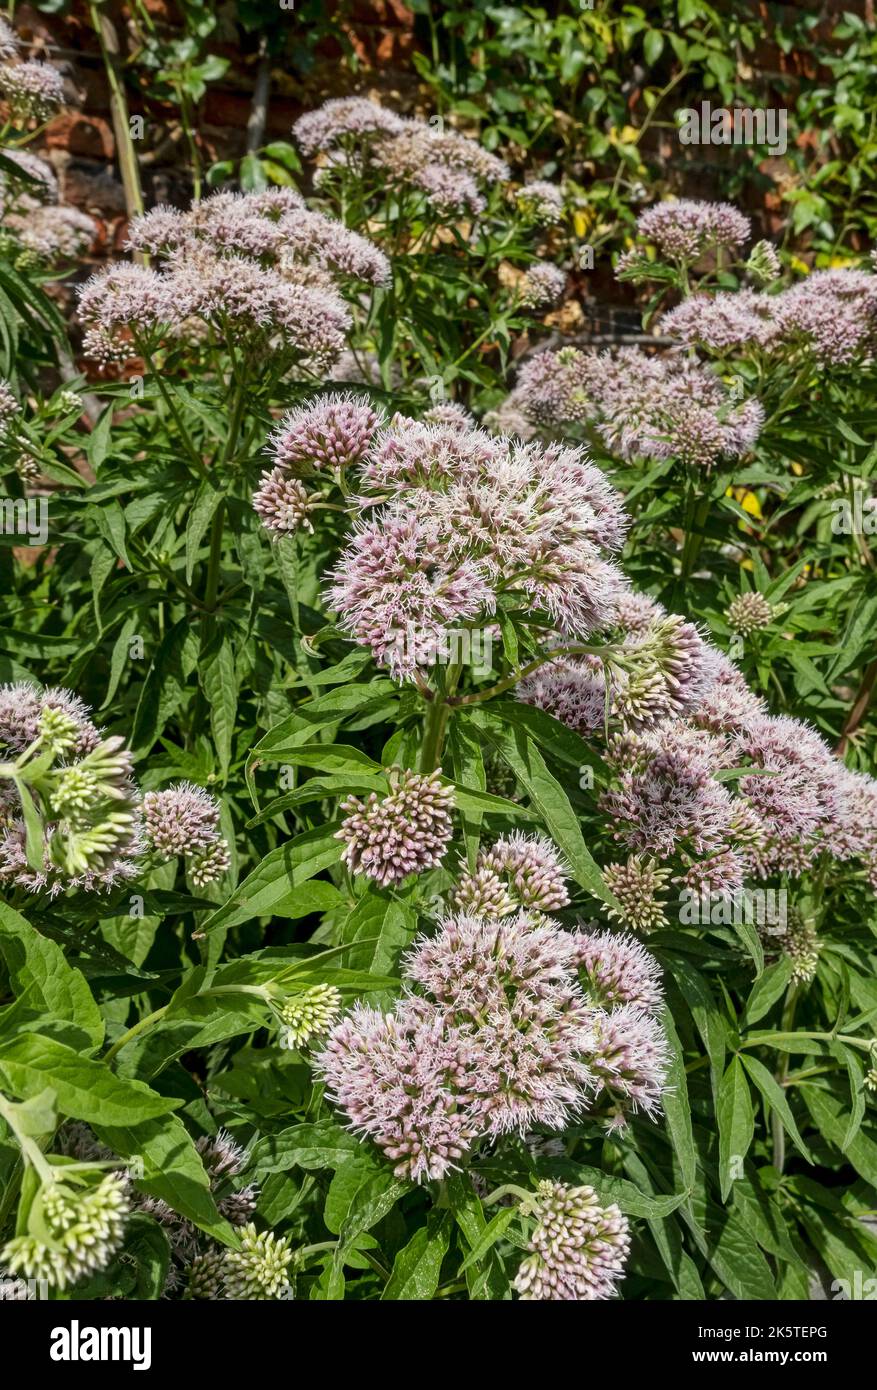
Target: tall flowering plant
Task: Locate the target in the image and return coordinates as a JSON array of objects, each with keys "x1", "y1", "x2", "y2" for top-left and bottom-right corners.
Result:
[{"x1": 0, "y1": 88, "x2": 876, "y2": 1304}]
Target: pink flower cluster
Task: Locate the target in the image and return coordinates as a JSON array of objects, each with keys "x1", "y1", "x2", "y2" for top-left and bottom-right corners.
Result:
[
  {"x1": 0, "y1": 58, "x2": 64, "y2": 122},
  {"x1": 127, "y1": 188, "x2": 390, "y2": 287},
  {"x1": 452, "y1": 832, "x2": 570, "y2": 917},
  {"x1": 335, "y1": 767, "x2": 455, "y2": 887},
  {"x1": 633, "y1": 199, "x2": 751, "y2": 261},
  {"x1": 0, "y1": 146, "x2": 95, "y2": 266},
  {"x1": 662, "y1": 269, "x2": 877, "y2": 366},
  {"x1": 525, "y1": 613, "x2": 877, "y2": 896},
  {"x1": 326, "y1": 417, "x2": 630, "y2": 679},
  {"x1": 520, "y1": 594, "x2": 712, "y2": 735},
  {"x1": 514, "y1": 1180, "x2": 630, "y2": 1301},
  {"x1": 293, "y1": 96, "x2": 508, "y2": 218},
  {"x1": 142, "y1": 782, "x2": 230, "y2": 887},
  {"x1": 316, "y1": 868, "x2": 668, "y2": 1181},
  {"x1": 79, "y1": 189, "x2": 390, "y2": 370},
  {"x1": 254, "y1": 393, "x2": 383, "y2": 537},
  {"x1": 502, "y1": 344, "x2": 763, "y2": 468}
]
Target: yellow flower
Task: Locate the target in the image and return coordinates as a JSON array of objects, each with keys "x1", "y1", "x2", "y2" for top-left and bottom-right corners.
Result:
[{"x1": 727, "y1": 485, "x2": 762, "y2": 519}]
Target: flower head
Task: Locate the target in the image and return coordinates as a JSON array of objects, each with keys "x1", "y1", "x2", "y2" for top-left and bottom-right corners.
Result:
[
  {"x1": 8, "y1": 205, "x2": 95, "y2": 263},
  {"x1": 315, "y1": 996, "x2": 489, "y2": 1181},
  {"x1": 293, "y1": 97, "x2": 407, "y2": 156},
  {"x1": 336, "y1": 767, "x2": 455, "y2": 886},
  {"x1": 571, "y1": 927, "x2": 664, "y2": 1013},
  {"x1": 268, "y1": 392, "x2": 380, "y2": 473},
  {"x1": 421, "y1": 401, "x2": 476, "y2": 432},
  {"x1": 452, "y1": 833, "x2": 570, "y2": 917},
  {"x1": 602, "y1": 857, "x2": 671, "y2": 934},
  {"x1": 520, "y1": 261, "x2": 567, "y2": 309},
  {"x1": 515, "y1": 181, "x2": 564, "y2": 224},
  {"x1": 1, "y1": 1174, "x2": 129, "y2": 1292},
  {"x1": 726, "y1": 591, "x2": 776, "y2": 636},
  {"x1": 589, "y1": 1003, "x2": 670, "y2": 1125},
  {"x1": 278, "y1": 984, "x2": 342, "y2": 1048},
  {"x1": 142, "y1": 782, "x2": 230, "y2": 885},
  {"x1": 503, "y1": 344, "x2": 763, "y2": 468},
  {"x1": 222, "y1": 1223, "x2": 295, "y2": 1300},
  {"x1": 513, "y1": 1180, "x2": 630, "y2": 1301},
  {"x1": 635, "y1": 199, "x2": 750, "y2": 261},
  {"x1": 252, "y1": 469, "x2": 319, "y2": 536},
  {"x1": 0, "y1": 60, "x2": 65, "y2": 121},
  {"x1": 0, "y1": 18, "x2": 18, "y2": 60},
  {"x1": 747, "y1": 240, "x2": 782, "y2": 285},
  {"x1": 325, "y1": 509, "x2": 495, "y2": 680},
  {"x1": 0, "y1": 148, "x2": 58, "y2": 206}
]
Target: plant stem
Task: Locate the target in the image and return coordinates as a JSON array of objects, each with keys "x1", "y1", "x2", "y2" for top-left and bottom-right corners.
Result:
[
  {"x1": 771, "y1": 984, "x2": 798, "y2": 1175},
  {"x1": 104, "y1": 1005, "x2": 170, "y2": 1065},
  {"x1": 837, "y1": 657, "x2": 877, "y2": 755},
  {"x1": 420, "y1": 694, "x2": 452, "y2": 773},
  {"x1": 0, "y1": 1093, "x2": 55, "y2": 1184},
  {"x1": 419, "y1": 661, "x2": 463, "y2": 771},
  {"x1": 204, "y1": 503, "x2": 225, "y2": 612},
  {"x1": 88, "y1": 5, "x2": 145, "y2": 231}
]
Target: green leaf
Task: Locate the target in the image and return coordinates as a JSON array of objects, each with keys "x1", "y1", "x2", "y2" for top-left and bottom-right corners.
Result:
[
  {"x1": 247, "y1": 1120, "x2": 361, "y2": 1180},
  {"x1": 660, "y1": 1008, "x2": 697, "y2": 1192},
  {"x1": 252, "y1": 683, "x2": 396, "y2": 758},
  {"x1": 802, "y1": 1085, "x2": 877, "y2": 1186},
  {"x1": 327, "y1": 1169, "x2": 412, "y2": 1298},
  {"x1": 468, "y1": 712, "x2": 616, "y2": 907},
  {"x1": 446, "y1": 1172, "x2": 511, "y2": 1300},
  {"x1": 717, "y1": 1057, "x2": 754, "y2": 1202},
  {"x1": 201, "y1": 824, "x2": 343, "y2": 933},
  {"x1": 381, "y1": 1212, "x2": 452, "y2": 1299},
  {"x1": 185, "y1": 480, "x2": 223, "y2": 584},
  {"x1": 743, "y1": 958, "x2": 793, "y2": 1027},
  {"x1": 455, "y1": 1205, "x2": 518, "y2": 1274},
  {"x1": 445, "y1": 781, "x2": 535, "y2": 819},
  {"x1": 121, "y1": 1213, "x2": 172, "y2": 1299},
  {"x1": 740, "y1": 1053, "x2": 814, "y2": 1163},
  {"x1": 644, "y1": 29, "x2": 664, "y2": 64},
  {"x1": 94, "y1": 1112, "x2": 238, "y2": 1248},
  {"x1": 0, "y1": 1034, "x2": 180, "y2": 1124},
  {"x1": 199, "y1": 635, "x2": 237, "y2": 780},
  {"x1": 0, "y1": 902, "x2": 103, "y2": 1049},
  {"x1": 261, "y1": 743, "x2": 385, "y2": 775},
  {"x1": 340, "y1": 891, "x2": 417, "y2": 975}
]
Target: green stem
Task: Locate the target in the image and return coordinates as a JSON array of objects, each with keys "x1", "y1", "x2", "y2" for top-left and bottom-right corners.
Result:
[
  {"x1": 0, "y1": 1093, "x2": 55, "y2": 1184},
  {"x1": 204, "y1": 502, "x2": 225, "y2": 612},
  {"x1": 87, "y1": 5, "x2": 145, "y2": 227},
  {"x1": 138, "y1": 345, "x2": 206, "y2": 476},
  {"x1": 448, "y1": 642, "x2": 618, "y2": 708},
  {"x1": 103, "y1": 1005, "x2": 170, "y2": 1065},
  {"x1": 420, "y1": 695, "x2": 452, "y2": 773},
  {"x1": 419, "y1": 660, "x2": 463, "y2": 771},
  {"x1": 771, "y1": 985, "x2": 798, "y2": 1175}
]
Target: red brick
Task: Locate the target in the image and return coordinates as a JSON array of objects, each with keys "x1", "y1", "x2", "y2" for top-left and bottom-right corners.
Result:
[{"x1": 44, "y1": 112, "x2": 115, "y2": 161}]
